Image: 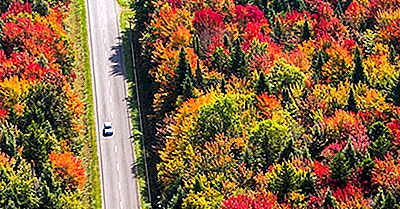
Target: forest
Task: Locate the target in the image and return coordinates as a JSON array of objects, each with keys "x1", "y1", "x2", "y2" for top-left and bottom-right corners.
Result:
[
  {"x1": 139, "y1": 0, "x2": 400, "y2": 208},
  {"x1": 0, "y1": 0, "x2": 88, "y2": 208}
]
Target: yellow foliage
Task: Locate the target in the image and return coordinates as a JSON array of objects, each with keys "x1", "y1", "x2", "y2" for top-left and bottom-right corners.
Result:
[
  {"x1": 0, "y1": 76, "x2": 32, "y2": 107},
  {"x1": 364, "y1": 55, "x2": 399, "y2": 91}
]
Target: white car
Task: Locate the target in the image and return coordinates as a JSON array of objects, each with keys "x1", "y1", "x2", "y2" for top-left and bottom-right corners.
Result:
[{"x1": 103, "y1": 122, "x2": 115, "y2": 136}]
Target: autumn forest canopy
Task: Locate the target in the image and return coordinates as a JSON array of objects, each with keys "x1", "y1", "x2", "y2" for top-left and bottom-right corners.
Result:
[
  {"x1": 140, "y1": 0, "x2": 400, "y2": 208},
  {"x1": 0, "y1": 0, "x2": 88, "y2": 208}
]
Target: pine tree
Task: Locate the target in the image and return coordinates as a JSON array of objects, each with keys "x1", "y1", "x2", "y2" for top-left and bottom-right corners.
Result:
[
  {"x1": 322, "y1": 189, "x2": 339, "y2": 209},
  {"x1": 0, "y1": 121, "x2": 18, "y2": 157},
  {"x1": 256, "y1": 71, "x2": 268, "y2": 94},
  {"x1": 176, "y1": 48, "x2": 192, "y2": 96},
  {"x1": 330, "y1": 151, "x2": 350, "y2": 187},
  {"x1": 343, "y1": 139, "x2": 357, "y2": 168},
  {"x1": 211, "y1": 47, "x2": 225, "y2": 73},
  {"x1": 312, "y1": 51, "x2": 324, "y2": 83},
  {"x1": 352, "y1": 47, "x2": 368, "y2": 85},
  {"x1": 33, "y1": 0, "x2": 50, "y2": 16},
  {"x1": 360, "y1": 153, "x2": 375, "y2": 189},
  {"x1": 388, "y1": 77, "x2": 400, "y2": 106},
  {"x1": 195, "y1": 60, "x2": 203, "y2": 89},
  {"x1": 221, "y1": 78, "x2": 226, "y2": 94},
  {"x1": 300, "y1": 170, "x2": 315, "y2": 196},
  {"x1": 346, "y1": 88, "x2": 358, "y2": 112},
  {"x1": 269, "y1": 162, "x2": 302, "y2": 202},
  {"x1": 278, "y1": 138, "x2": 298, "y2": 163},
  {"x1": 223, "y1": 34, "x2": 231, "y2": 48},
  {"x1": 38, "y1": 163, "x2": 62, "y2": 209},
  {"x1": 182, "y1": 72, "x2": 194, "y2": 100},
  {"x1": 192, "y1": 34, "x2": 200, "y2": 57},
  {"x1": 301, "y1": 19, "x2": 311, "y2": 42},
  {"x1": 272, "y1": 18, "x2": 284, "y2": 43},
  {"x1": 389, "y1": 44, "x2": 398, "y2": 64},
  {"x1": 369, "y1": 135, "x2": 392, "y2": 160},
  {"x1": 231, "y1": 38, "x2": 247, "y2": 78}
]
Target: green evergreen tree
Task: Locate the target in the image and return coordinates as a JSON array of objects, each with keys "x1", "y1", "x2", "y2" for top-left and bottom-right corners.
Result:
[
  {"x1": 272, "y1": 18, "x2": 284, "y2": 43},
  {"x1": 343, "y1": 139, "x2": 357, "y2": 168},
  {"x1": 223, "y1": 34, "x2": 231, "y2": 48},
  {"x1": 278, "y1": 138, "x2": 299, "y2": 163},
  {"x1": 269, "y1": 162, "x2": 302, "y2": 202},
  {"x1": 0, "y1": 0, "x2": 12, "y2": 13},
  {"x1": 220, "y1": 78, "x2": 226, "y2": 94},
  {"x1": 0, "y1": 121, "x2": 18, "y2": 157},
  {"x1": 388, "y1": 77, "x2": 400, "y2": 106},
  {"x1": 369, "y1": 135, "x2": 392, "y2": 160},
  {"x1": 192, "y1": 34, "x2": 200, "y2": 57},
  {"x1": 182, "y1": 72, "x2": 194, "y2": 100},
  {"x1": 22, "y1": 120, "x2": 54, "y2": 174},
  {"x1": 38, "y1": 163, "x2": 62, "y2": 209},
  {"x1": 360, "y1": 153, "x2": 375, "y2": 190},
  {"x1": 346, "y1": 88, "x2": 358, "y2": 112},
  {"x1": 322, "y1": 189, "x2": 339, "y2": 209},
  {"x1": 195, "y1": 60, "x2": 203, "y2": 89},
  {"x1": 301, "y1": 19, "x2": 311, "y2": 42},
  {"x1": 330, "y1": 151, "x2": 350, "y2": 187},
  {"x1": 32, "y1": 0, "x2": 50, "y2": 16},
  {"x1": 211, "y1": 47, "x2": 225, "y2": 73},
  {"x1": 176, "y1": 48, "x2": 192, "y2": 96},
  {"x1": 312, "y1": 51, "x2": 324, "y2": 83},
  {"x1": 230, "y1": 38, "x2": 247, "y2": 78},
  {"x1": 389, "y1": 44, "x2": 398, "y2": 64},
  {"x1": 300, "y1": 170, "x2": 315, "y2": 196},
  {"x1": 256, "y1": 71, "x2": 268, "y2": 94},
  {"x1": 352, "y1": 47, "x2": 368, "y2": 85}
]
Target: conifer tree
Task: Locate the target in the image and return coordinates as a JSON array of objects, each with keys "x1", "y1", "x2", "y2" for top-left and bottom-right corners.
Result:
[
  {"x1": 312, "y1": 51, "x2": 324, "y2": 83},
  {"x1": 221, "y1": 78, "x2": 226, "y2": 94},
  {"x1": 195, "y1": 60, "x2": 203, "y2": 89},
  {"x1": 192, "y1": 35, "x2": 200, "y2": 57},
  {"x1": 182, "y1": 72, "x2": 194, "y2": 100},
  {"x1": 223, "y1": 34, "x2": 231, "y2": 48},
  {"x1": 300, "y1": 170, "x2": 315, "y2": 196},
  {"x1": 343, "y1": 139, "x2": 357, "y2": 168},
  {"x1": 33, "y1": 0, "x2": 50, "y2": 16},
  {"x1": 176, "y1": 48, "x2": 192, "y2": 96},
  {"x1": 352, "y1": 47, "x2": 368, "y2": 85},
  {"x1": 388, "y1": 77, "x2": 400, "y2": 106},
  {"x1": 369, "y1": 135, "x2": 392, "y2": 160},
  {"x1": 389, "y1": 44, "x2": 398, "y2": 64},
  {"x1": 346, "y1": 88, "x2": 358, "y2": 112},
  {"x1": 278, "y1": 138, "x2": 298, "y2": 163},
  {"x1": 0, "y1": 121, "x2": 18, "y2": 157},
  {"x1": 38, "y1": 163, "x2": 62, "y2": 209},
  {"x1": 269, "y1": 162, "x2": 302, "y2": 202},
  {"x1": 301, "y1": 20, "x2": 311, "y2": 42},
  {"x1": 256, "y1": 71, "x2": 268, "y2": 94},
  {"x1": 231, "y1": 38, "x2": 247, "y2": 78},
  {"x1": 322, "y1": 189, "x2": 339, "y2": 209},
  {"x1": 330, "y1": 151, "x2": 350, "y2": 187},
  {"x1": 360, "y1": 153, "x2": 375, "y2": 189}
]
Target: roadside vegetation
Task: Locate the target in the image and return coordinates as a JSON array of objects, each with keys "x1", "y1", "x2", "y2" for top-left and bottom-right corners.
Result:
[
  {"x1": 139, "y1": 0, "x2": 400, "y2": 208},
  {"x1": 117, "y1": 0, "x2": 152, "y2": 208},
  {"x1": 0, "y1": 0, "x2": 100, "y2": 208}
]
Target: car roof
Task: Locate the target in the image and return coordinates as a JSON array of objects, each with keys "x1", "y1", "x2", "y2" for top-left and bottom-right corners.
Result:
[{"x1": 104, "y1": 122, "x2": 112, "y2": 126}]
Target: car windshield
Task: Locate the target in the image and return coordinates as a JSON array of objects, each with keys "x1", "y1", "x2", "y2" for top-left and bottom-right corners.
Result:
[{"x1": 104, "y1": 122, "x2": 112, "y2": 128}]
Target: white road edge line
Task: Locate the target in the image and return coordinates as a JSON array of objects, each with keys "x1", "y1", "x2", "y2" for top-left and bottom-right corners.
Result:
[
  {"x1": 110, "y1": 96, "x2": 112, "y2": 102},
  {"x1": 120, "y1": 201, "x2": 123, "y2": 209},
  {"x1": 103, "y1": 37, "x2": 106, "y2": 44},
  {"x1": 114, "y1": 145, "x2": 117, "y2": 153},
  {"x1": 116, "y1": 163, "x2": 119, "y2": 172},
  {"x1": 118, "y1": 181, "x2": 121, "y2": 190},
  {"x1": 111, "y1": 112, "x2": 114, "y2": 118},
  {"x1": 108, "y1": 80, "x2": 111, "y2": 87},
  {"x1": 105, "y1": 51, "x2": 107, "y2": 57}
]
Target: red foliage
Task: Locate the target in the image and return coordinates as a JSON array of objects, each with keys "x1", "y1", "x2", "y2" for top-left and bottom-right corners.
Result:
[
  {"x1": 49, "y1": 152, "x2": 86, "y2": 190},
  {"x1": 388, "y1": 120, "x2": 400, "y2": 145},
  {"x1": 1, "y1": 2, "x2": 32, "y2": 20},
  {"x1": 221, "y1": 192, "x2": 278, "y2": 209}
]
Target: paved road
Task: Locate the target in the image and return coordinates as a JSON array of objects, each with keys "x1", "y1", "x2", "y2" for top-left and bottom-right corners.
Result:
[{"x1": 86, "y1": 0, "x2": 139, "y2": 208}]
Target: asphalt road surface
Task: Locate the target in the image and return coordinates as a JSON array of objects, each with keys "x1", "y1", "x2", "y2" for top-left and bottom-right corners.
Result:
[{"x1": 86, "y1": 0, "x2": 139, "y2": 208}]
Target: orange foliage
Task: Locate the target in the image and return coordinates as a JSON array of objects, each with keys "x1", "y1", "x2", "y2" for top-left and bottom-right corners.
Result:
[{"x1": 49, "y1": 152, "x2": 86, "y2": 190}]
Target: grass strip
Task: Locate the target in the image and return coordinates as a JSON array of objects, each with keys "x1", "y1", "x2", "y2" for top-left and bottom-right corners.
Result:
[{"x1": 68, "y1": 0, "x2": 102, "y2": 208}]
